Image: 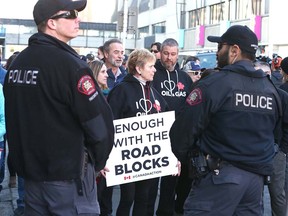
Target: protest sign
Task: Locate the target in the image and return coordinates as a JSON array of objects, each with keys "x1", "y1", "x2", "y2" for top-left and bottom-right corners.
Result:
[{"x1": 105, "y1": 111, "x2": 178, "y2": 186}]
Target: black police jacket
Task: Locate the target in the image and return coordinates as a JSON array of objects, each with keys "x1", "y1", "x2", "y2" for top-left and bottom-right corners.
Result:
[
  {"x1": 4, "y1": 33, "x2": 114, "y2": 181},
  {"x1": 277, "y1": 84, "x2": 288, "y2": 153},
  {"x1": 170, "y1": 60, "x2": 281, "y2": 176}
]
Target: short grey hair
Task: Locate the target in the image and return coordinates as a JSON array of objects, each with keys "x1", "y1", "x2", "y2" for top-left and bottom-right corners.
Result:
[{"x1": 161, "y1": 38, "x2": 179, "y2": 51}]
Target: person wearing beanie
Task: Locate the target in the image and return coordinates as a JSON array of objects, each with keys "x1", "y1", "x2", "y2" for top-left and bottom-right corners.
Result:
[
  {"x1": 3, "y1": 0, "x2": 114, "y2": 215},
  {"x1": 170, "y1": 25, "x2": 288, "y2": 215},
  {"x1": 279, "y1": 57, "x2": 288, "y2": 215},
  {"x1": 280, "y1": 57, "x2": 288, "y2": 92},
  {"x1": 86, "y1": 53, "x2": 95, "y2": 63}
]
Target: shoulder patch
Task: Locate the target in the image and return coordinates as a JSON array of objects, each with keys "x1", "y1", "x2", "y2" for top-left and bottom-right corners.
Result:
[
  {"x1": 186, "y1": 88, "x2": 202, "y2": 106},
  {"x1": 77, "y1": 75, "x2": 96, "y2": 96}
]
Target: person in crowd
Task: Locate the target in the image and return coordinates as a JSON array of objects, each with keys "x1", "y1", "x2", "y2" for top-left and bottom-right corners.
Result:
[
  {"x1": 97, "y1": 38, "x2": 126, "y2": 216},
  {"x1": 86, "y1": 53, "x2": 95, "y2": 63},
  {"x1": 97, "y1": 45, "x2": 105, "y2": 61},
  {"x1": 150, "y1": 42, "x2": 161, "y2": 60},
  {"x1": 271, "y1": 55, "x2": 283, "y2": 87},
  {"x1": 3, "y1": 0, "x2": 114, "y2": 215},
  {"x1": 173, "y1": 67, "x2": 219, "y2": 215},
  {"x1": 169, "y1": 25, "x2": 288, "y2": 215},
  {"x1": 183, "y1": 56, "x2": 200, "y2": 66},
  {"x1": 80, "y1": 54, "x2": 87, "y2": 62},
  {"x1": 0, "y1": 65, "x2": 6, "y2": 87},
  {"x1": 182, "y1": 60, "x2": 203, "y2": 83},
  {"x1": 122, "y1": 54, "x2": 128, "y2": 70},
  {"x1": 173, "y1": 58, "x2": 202, "y2": 215},
  {"x1": 254, "y1": 60, "x2": 288, "y2": 216},
  {"x1": 279, "y1": 57, "x2": 288, "y2": 214},
  {"x1": 4, "y1": 51, "x2": 20, "y2": 70},
  {"x1": 88, "y1": 59, "x2": 109, "y2": 97},
  {"x1": 254, "y1": 59, "x2": 272, "y2": 76},
  {"x1": 151, "y1": 38, "x2": 192, "y2": 216},
  {"x1": 0, "y1": 60, "x2": 6, "y2": 192},
  {"x1": 280, "y1": 57, "x2": 288, "y2": 92},
  {"x1": 4, "y1": 51, "x2": 20, "y2": 189},
  {"x1": 103, "y1": 38, "x2": 127, "y2": 89},
  {"x1": 3, "y1": 51, "x2": 25, "y2": 216},
  {"x1": 107, "y1": 48, "x2": 169, "y2": 216},
  {"x1": 0, "y1": 80, "x2": 5, "y2": 193}
]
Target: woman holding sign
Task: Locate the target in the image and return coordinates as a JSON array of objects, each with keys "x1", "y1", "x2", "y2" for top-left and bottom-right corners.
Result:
[{"x1": 107, "y1": 49, "x2": 170, "y2": 216}]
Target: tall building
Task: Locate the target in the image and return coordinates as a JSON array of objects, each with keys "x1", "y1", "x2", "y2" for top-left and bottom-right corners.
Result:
[
  {"x1": 119, "y1": 0, "x2": 288, "y2": 59},
  {"x1": 1, "y1": 0, "x2": 288, "y2": 61}
]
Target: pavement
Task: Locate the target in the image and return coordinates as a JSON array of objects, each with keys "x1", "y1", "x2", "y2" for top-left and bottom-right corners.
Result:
[
  {"x1": 0, "y1": 168, "x2": 273, "y2": 216},
  {"x1": 0, "y1": 168, "x2": 18, "y2": 216}
]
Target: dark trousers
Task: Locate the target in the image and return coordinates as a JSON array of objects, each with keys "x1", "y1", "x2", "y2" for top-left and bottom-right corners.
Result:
[
  {"x1": 156, "y1": 175, "x2": 178, "y2": 216},
  {"x1": 116, "y1": 179, "x2": 154, "y2": 216},
  {"x1": 147, "y1": 177, "x2": 159, "y2": 216},
  {"x1": 7, "y1": 152, "x2": 16, "y2": 177},
  {"x1": 25, "y1": 163, "x2": 100, "y2": 216},
  {"x1": 175, "y1": 163, "x2": 192, "y2": 214},
  {"x1": 97, "y1": 177, "x2": 113, "y2": 216},
  {"x1": 268, "y1": 151, "x2": 287, "y2": 216},
  {"x1": 184, "y1": 164, "x2": 264, "y2": 216}
]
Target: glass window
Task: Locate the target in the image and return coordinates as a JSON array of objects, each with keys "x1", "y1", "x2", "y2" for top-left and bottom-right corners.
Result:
[
  {"x1": 139, "y1": 0, "x2": 149, "y2": 13},
  {"x1": 152, "y1": 22, "x2": 166, "y2": 34},
  {"x1": 153, "y1": 0, "x2": 166, "y2": 9},
  {"x1": 138, "y1": 26, "x2": 149, "y2": 38},
  {"x1": 188, "y1": 7, "x2": 205, "y2": 28},
  {"x1": 235, "y1": 0, "x2": 249, "y2": 20},
  {"x1": 252, "y1": 0, "x2": 262, "y2": 15},
  {"x1": 264, "y1": 0, "x2": 269, "y2": 14},
  {"x1": 209, "y1": 3, "x2": 225, "y2": 25}
]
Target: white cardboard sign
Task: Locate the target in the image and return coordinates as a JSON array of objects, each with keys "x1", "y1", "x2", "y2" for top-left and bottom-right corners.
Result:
[{"x1": 105, "y1": 111, "x2": 178, "y2": 186}]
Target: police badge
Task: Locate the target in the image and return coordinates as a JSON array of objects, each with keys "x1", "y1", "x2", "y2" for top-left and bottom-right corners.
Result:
[{"x1": 186, "y1": 88, "x2": 202, "y2": 106}]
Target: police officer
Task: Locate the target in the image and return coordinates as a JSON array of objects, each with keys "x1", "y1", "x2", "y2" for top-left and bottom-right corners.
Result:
[
  {"x1": 4, "y1": 0, "x2": 114, "y2": 215},
  {"x1": 151, "y1": 38, "x2": 192, "y2": 216},
  {"x1": 170, "y1": 25, "x2": 288, "y2": 215}
]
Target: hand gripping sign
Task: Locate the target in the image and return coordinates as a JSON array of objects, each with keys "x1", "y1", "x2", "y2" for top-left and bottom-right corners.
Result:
[{"x1": 105, "y1": 111, "x2": 178, "y2": 186}]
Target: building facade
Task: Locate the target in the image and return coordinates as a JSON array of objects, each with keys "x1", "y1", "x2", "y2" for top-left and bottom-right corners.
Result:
[
  {"x1": 1, "y1": 0, "x2": 288, "y2": 60},
  {"x1": 121, "y1": 0, "x2": 288, "y2": 58},
  {"x1": 0, "y1": 0, "x2": 118, "y2": 60}
]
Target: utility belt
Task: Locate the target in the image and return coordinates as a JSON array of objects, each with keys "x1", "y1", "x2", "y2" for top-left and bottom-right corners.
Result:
[
  {"x1": 188, "y1": 151, "x2": 222, "y2": 179},
  {"x1": 188, "y1": 150, "x2": 271, "y2": 185},
  {"x1": 76, "y1": 151, "x2": 90, "y2": 196}
]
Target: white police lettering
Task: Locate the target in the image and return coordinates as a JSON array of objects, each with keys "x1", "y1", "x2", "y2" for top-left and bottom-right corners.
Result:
[
  {"x1": 235, "y1": 93, "x2": 273, "y2": 110},
  {"x1": 8, "y1": 69, "x2": 38, "y2": 85}
]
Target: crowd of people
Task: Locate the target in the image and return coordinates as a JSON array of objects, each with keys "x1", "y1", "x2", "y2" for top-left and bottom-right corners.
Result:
[{"x1": 0, "y1": 0, "x2": 288, "y2": 216}]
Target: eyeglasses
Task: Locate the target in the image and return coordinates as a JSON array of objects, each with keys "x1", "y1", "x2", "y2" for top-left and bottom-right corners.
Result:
[
  {"x1": 189, "y1": 71, "x2": 203, "y2": 76},
  {"x1": 50, "y1": 10, "x2": 78, "y2": 20},
  {"x1": 217, "y1": 43, "x2": 231, "y2": 51},
  {"x1": 151, "y1": 50, "x2": 159, "y2": 54}
]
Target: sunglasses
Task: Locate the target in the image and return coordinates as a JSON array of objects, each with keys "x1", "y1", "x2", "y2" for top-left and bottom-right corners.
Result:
[
  {"x1": 151, "y1": 50, "x2": 159, "y2": 54},
  {"x1": 189, "y1": 71, "x2": 203, "y2": 76},
  {"x1": 50, "y1": 10, "x2": 78, "y2": 20},
  {"x1": 217, "y1": 43, "x2": 232, "y2": 51}
]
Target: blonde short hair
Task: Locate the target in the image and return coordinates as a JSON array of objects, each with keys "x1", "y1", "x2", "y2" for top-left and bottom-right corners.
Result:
[{"x1": 127, "y1": 49, "x2": 156, "y2": 75}]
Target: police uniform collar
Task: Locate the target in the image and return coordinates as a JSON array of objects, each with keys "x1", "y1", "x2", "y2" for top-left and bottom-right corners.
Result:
[
  {"x1": 29, "y1": 32, "x2": 80, "y2": 59},
  {"x1": 221, "y1": 60, "x2": 265, "y2": 78}
]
